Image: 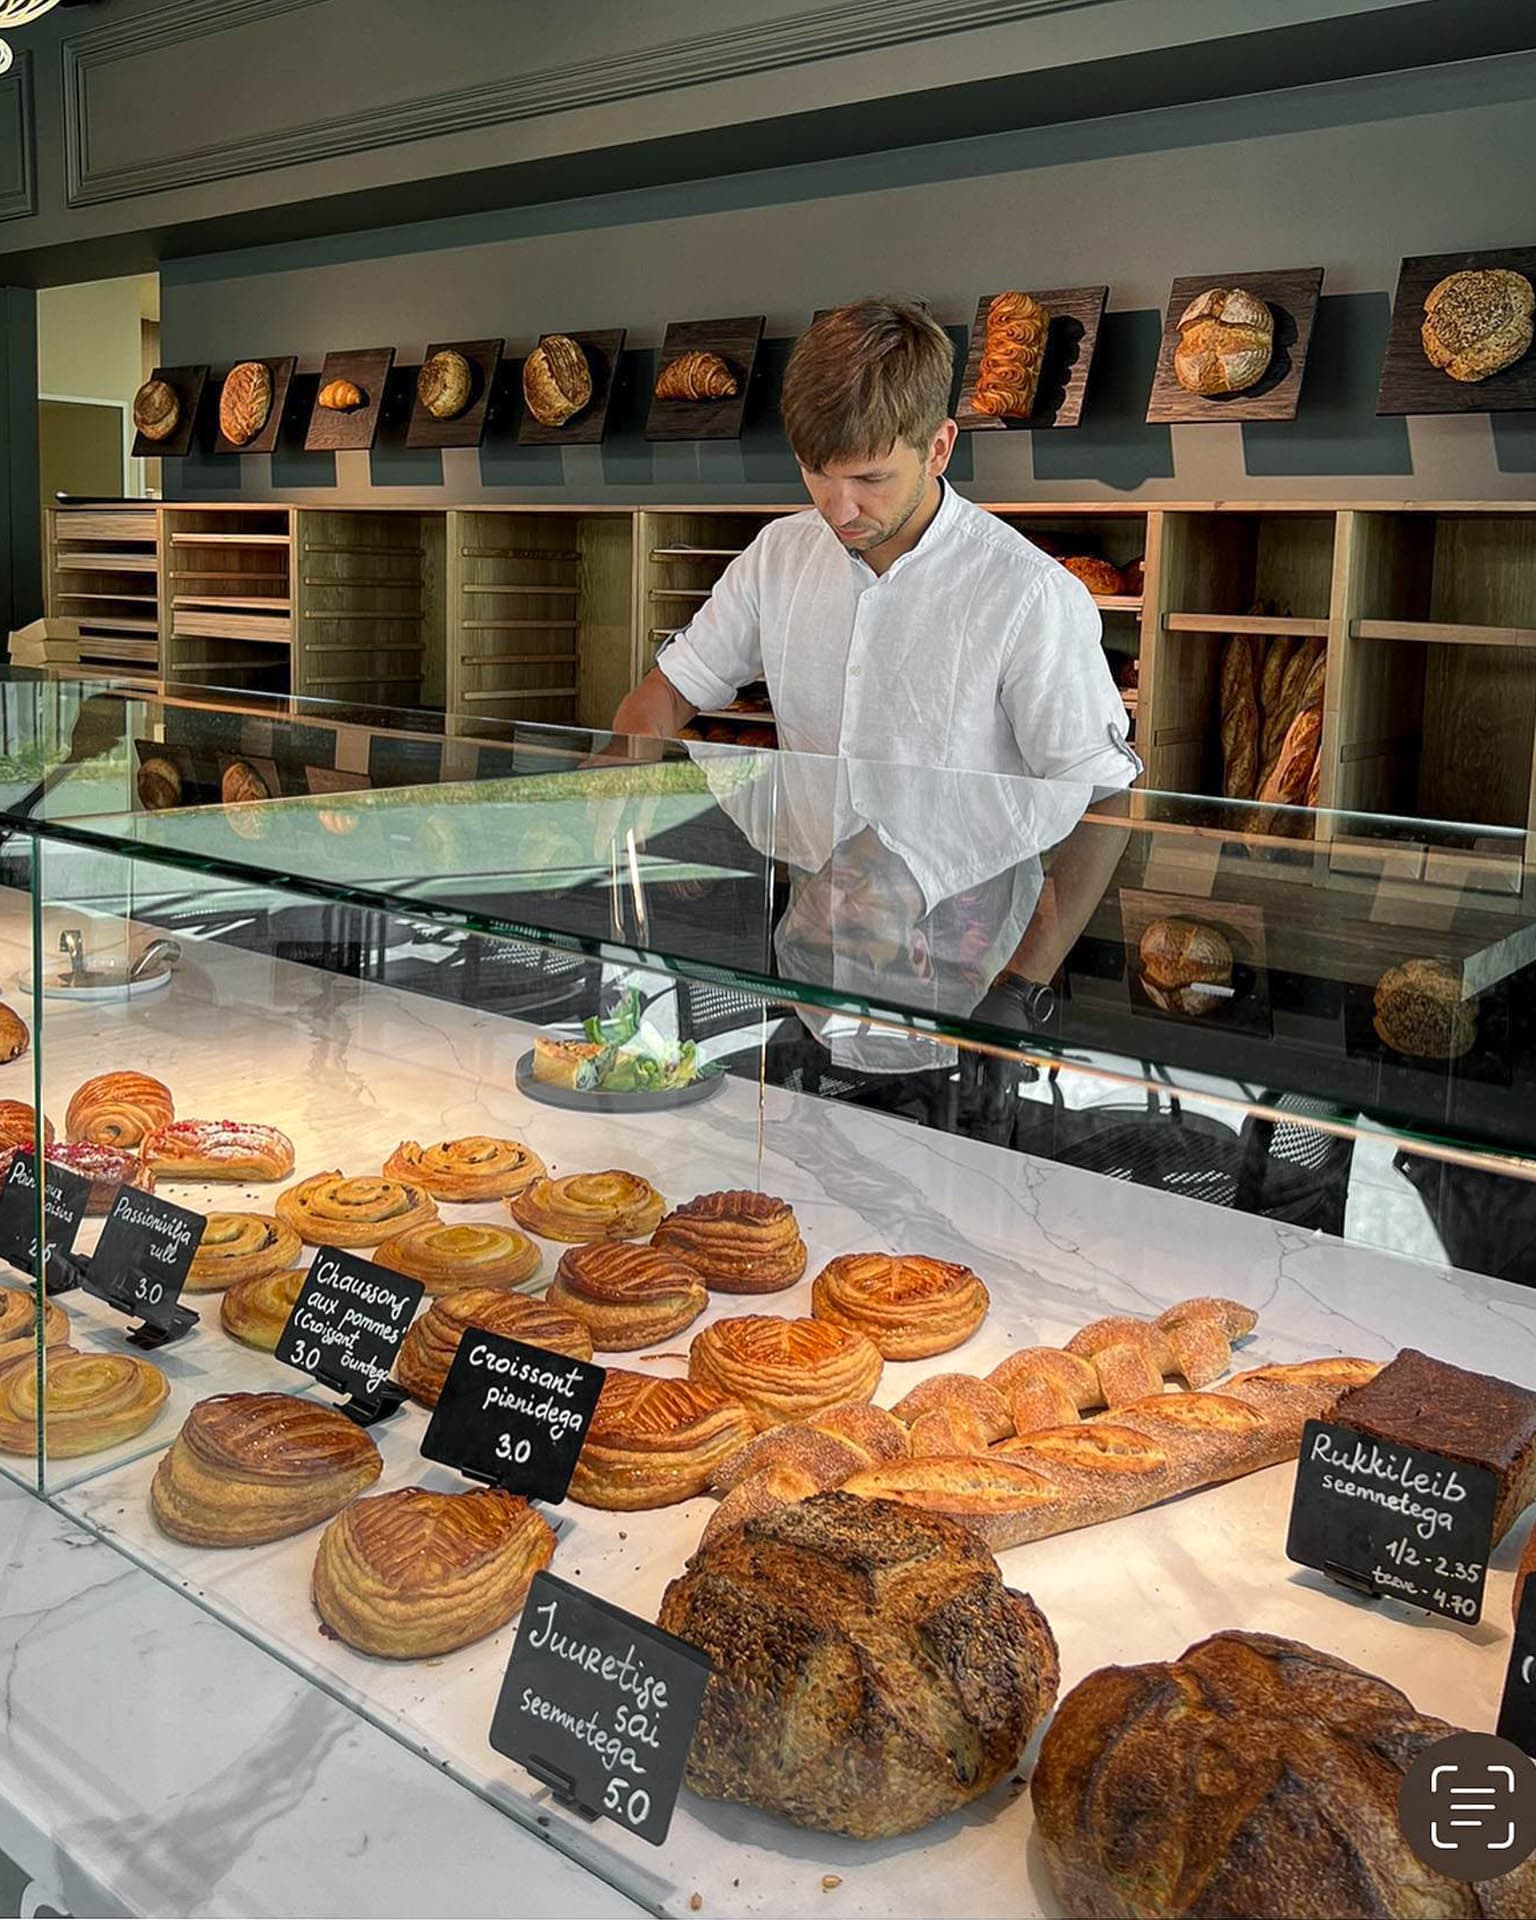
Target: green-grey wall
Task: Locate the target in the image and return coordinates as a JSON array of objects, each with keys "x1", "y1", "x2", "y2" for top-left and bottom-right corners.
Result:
[
  {"x1": 160, "y1": 54, "x2": 1536, "y2": 508},
  {"x1": 0, "y1": 285, "x2": 40, "y2": 632}
]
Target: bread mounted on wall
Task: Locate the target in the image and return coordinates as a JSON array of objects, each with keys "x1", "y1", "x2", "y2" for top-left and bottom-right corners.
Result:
[
  {"x1": 211, "y1": 357, "x2": 296, "y2": 455},
  {"x1": 645, "y1": 316, "x2": 763, "y2": 440},
  {"x1": 305, "y1": 348, "x2": 396, "y2": 451},
  {"x1": 516, "y1": 329, "x2": 626, "y2": 446},
  {"x1": 1147, "y1": 268, "x2": 1322, "y2": 422},
  {"x1": 955, "y1": 286, "x2": 1106, "y2": 431},
  {"x1": 406, "y1": 339, "x2": 504, "y2": 449},
  {"x1": 1378, "y1": 245, "x2": 1536, "y2": 413},
  {"x1": 129, "y1": 366, "x2": 208, "y2": 459}
]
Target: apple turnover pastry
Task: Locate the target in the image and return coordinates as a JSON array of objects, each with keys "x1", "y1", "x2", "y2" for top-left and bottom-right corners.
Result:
[
  {"x1": 276, "y1": 1170, "x2": 438, "y2": 1247},
  {"x1": 546, "y1": 1241, "x2": 707, "y2": 1350},
  {"x1": 65, "y1": 1072, "x2": 174, "y2": 1149},
  {"x1": 510, "y1": 1170, "x2": 665, "y2": 1244},
  {"x1": 650, "y1": 1189, "x2": 807, "y2": 1293},
  {"x1": 568, "y1": 1370, "x2": 755, "y2": 1510},
  {"x1": 150, "y1": 1392, "x2": 382, "y2": 1546},
  {"x1": 396, "y1": 1287, "x2": 593, "y2": 1409},
  {"x1": 312, "y1": 1486, "x2": 555, "y2": 1658},
  {"x1": 374, "y1": 1220, "x2": 541, "y2": 1295},
  {"x1": 185, "y1": 1212, "x2": 302, "y2": 1293},
  {"x1": 382, "y1": 1136, "x2": 545, "y2": 1202},
  {"x1": 0, "y1": 1346, "x2": 168, "y2": 1457},
  {"x1": 688, "y1": 1314, "x2": 883, "y2": 1431},
  {"x1": 143, "y1": 1120, "x2": 295, "y2": 1184},
  {"x1": 811, "y1": 1252, "x2": 990, "y2": 1359},
  {"x1": 219, "y1": 1267, "x2": 306, "y2": 1352}
]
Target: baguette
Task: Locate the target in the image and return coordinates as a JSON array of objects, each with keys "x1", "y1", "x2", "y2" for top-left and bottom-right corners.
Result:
[
  {"x1": 1256, "y1": 706, "x2": 1322, "y2": 809},
  {"x1": 1256, "y1": 633, "x2": 1297, "y2": 722},
  {"x1": 1259, "y1": 638, "x2": 1323, "y2": 775},
  {"x1": 1219, "y1": 633, "x2": 1261, "y2": 799}
]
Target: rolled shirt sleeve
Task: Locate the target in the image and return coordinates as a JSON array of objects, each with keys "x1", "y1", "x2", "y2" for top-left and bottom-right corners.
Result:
[
  {"x1": 655, "y1": 542, "x2": 765, "y2": 715},
  {"x1": 1000, "y1": 565, "x2": 1142, "y2": 791}
]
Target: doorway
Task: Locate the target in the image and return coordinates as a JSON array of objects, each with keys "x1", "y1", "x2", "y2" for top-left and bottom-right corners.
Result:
[{"x1": 36, "y1": 272, "x2": 160, "y2": 502}]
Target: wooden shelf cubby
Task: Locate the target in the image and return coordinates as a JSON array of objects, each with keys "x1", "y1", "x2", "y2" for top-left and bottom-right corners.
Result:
[
  {"x1": 164, "y1": 506, "x2": 293, "y2": 701},
  {"x1": 45, "y1": 504, "x2": 163, "y2": 686},
  {"x1": 294, "y1": 510, "x2": 444, "y2": 711}
]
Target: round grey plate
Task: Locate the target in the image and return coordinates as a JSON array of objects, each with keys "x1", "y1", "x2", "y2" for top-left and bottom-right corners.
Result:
[{"x1": 515, "y1": 1050, "x2": 726, "y2": 1112}]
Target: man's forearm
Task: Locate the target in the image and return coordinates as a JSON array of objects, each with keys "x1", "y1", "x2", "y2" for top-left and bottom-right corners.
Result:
[
  {"x1": 1006, "y1": 816, "x2": 1130, "y2": 986},
  {"x1": 612, "y1": 666, "x2": 698, "y2": 740}
]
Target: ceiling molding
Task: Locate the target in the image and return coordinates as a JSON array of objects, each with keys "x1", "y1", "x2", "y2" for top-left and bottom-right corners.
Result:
[
  {"x1": 0, "y1": 51, "x2": 36, "y2": 223},
  {"x1": 62, "y1": 0, "x2": 1105, "y2": 208}
]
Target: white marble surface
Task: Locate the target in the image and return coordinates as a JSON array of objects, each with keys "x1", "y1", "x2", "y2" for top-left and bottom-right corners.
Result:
[{"x1": 4, "y1": 900, "x2": 1536, "y2": 1918}]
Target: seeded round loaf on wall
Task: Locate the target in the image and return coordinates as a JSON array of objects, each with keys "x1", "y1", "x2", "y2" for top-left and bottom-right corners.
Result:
[{"x1": 1422, "y1": 268, "x2": 1534, "y2": 382}]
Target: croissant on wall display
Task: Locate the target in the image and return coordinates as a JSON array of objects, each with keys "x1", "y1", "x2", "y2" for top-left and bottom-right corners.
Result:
[
  {"x1": 522, "y1": 335, "x2": 592, "y2": 427},
  {"x1": 971, "y1": 290, "x2": 1049, "y2": 419},
  {"x1": 318, "y1": 378, "x2": 365, "y2": 412},
  {"x1": 655, "y1": 350, "x2": 738, "y2": 401}
]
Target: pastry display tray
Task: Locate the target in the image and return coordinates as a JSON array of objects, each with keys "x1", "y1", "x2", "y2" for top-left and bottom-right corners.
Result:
[{"x1": 9, "y1": 901, "x2": 1535, "y2": 1919}]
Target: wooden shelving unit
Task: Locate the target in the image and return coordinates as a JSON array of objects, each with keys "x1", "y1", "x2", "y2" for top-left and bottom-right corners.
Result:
[
  {"x1": 164, "y1": 506, "x2": 294, "y2": 701},
  {"x1": 45, "y1": 505, "x2": 163, "y2": 688},
  {"x1": 294, "y1": 510, "x2": 445, "y2": 711}
]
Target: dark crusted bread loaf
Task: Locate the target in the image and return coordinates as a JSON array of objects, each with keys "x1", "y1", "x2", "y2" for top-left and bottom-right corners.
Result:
[
  {"x1": 1034, "y1": 1629, "x2": 1536, "y2": 1919},
  {"x1": 657, "y1": 1490, "x2": 1058, "y2": 1837}
]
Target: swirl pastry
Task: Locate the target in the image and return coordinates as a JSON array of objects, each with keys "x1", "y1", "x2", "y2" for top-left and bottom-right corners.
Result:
[
  {"x1": 276, "y1": 1171, "x2": 438, "y2": 1247},
  {"x1": 375, "y1": 1220, "x2": 541, "y2": 1296},
  {"x1": 510, "y1": 1171, "x2": 665, "y2": 1244},
  {"x1": 313, "y1": 1486, "x2": 555, "y2": 1659},
  {"x1": 0, "y1": 1346, "x2": 168, "y2": 1457},
  {"x1": 650, "y1": 1190, "x2": 807, "y2": 1293},
  {"x1": 150, "y1": 1392, "x2": 382, "y2": 1546},
  {"x1": 568, "y1": 1370, "x2": 756, "y2": 1510},
  {"x1": 382, "y1": 1137, "x2": 546, "y2": 1203},
  {"x1": 144, "y1": 1120, "x2": 295, "y2": 1184},
  {"x1": 0, "y1": 1100, "x2": 51, "y2": 1150},
  {"x1": 546, "y1": 1242, "x2": 707, "y2": 1350},
  {"x1": 0, "y1": 1288, "x2": 68, "y2": 1368},
  {"x1": 220, "y1": 1267, "x2": 306, "y2": 1352},
  {"x1": 35, "y1": 1143, "x2": 155, "y2": 1216},
  {"x1": 185, "y1": 1213, "x2": 302, "y2": 1293},
  {"x1": 65, "y1": 1072, "x2": 174, "y2": 1149},
  {"x1": 971, "y1": 290, "x2": 1049, "y2": 419},
  {"x1": 689, "y1": 1314, "x2": 883, "y2": 1431},
  {"x1": 396, "y1": 1287, "x2": 593, "y2": 1409},
  {"x1": 811, "y1": 1253, "x2": 989, "y2": 1359}
]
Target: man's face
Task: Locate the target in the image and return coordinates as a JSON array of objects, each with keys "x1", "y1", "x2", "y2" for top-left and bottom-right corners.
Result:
[{"x1": 797, "y1": 427, "x2": 951, "y2": 554}]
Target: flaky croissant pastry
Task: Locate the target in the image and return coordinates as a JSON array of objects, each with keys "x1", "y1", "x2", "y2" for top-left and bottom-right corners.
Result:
[{"x1": 655, "y1": 349, "x2": 738, "y2": 401}]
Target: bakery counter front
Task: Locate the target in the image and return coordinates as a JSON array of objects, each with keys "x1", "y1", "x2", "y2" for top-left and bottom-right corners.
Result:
[{"x1": 0, "y1": 760, "x2": 1534, "y2": 1919}]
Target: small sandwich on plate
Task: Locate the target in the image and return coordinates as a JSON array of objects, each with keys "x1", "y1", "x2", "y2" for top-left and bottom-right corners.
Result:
[{"x1": 531, "y1": 1036, "x2": 611, "y2": 1091}]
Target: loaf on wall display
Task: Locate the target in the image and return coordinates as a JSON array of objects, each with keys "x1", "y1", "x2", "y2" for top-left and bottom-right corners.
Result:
[
  {"x1": 1174, "y1": 286, "x2": 1273, "y2": 396},
  {"x1": 1379, "y1": 244, "x2": 1536, "y2": 413},
  {"x1": 1148, "y1": 267, "x2": 1322, "y2": 422}
]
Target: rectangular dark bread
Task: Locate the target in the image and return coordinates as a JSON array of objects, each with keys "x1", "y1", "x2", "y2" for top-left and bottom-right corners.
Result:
[{"x1": 1327, "y1": 1346, "x2": 1536, "y2": 1543}]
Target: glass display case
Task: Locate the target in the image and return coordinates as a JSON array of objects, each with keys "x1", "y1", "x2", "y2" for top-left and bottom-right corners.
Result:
[{"x1": 0, "y1": 680, "x2": 1533, "y2": 1920}]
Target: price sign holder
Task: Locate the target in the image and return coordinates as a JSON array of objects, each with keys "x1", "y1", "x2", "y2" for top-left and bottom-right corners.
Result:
[
  {"x1": 490, "y1": 1571, "x2": 710, "y2": 1846},
  {"x1": 83, "y1": 1189, "x2": 205, "y2": 1348},
  {"x1": 0, "y1": 1151, "x2": 91, "y2": 1295},
  {"x1": 1497, "y1": 1577, "x2": 1536, "y2": 1760},
  {"x1": 1286, "y1": 1419, "x2": 1498, "y2": 1624},
  {"x1": 420, "y1": 1329, "x2": 605, "y2": 1502},
  {"x1": 274, "y1": 1246, "x2": 423, "y2": 1429}
]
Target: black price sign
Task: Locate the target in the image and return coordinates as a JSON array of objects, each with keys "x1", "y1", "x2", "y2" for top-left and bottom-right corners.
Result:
[
  {"x1": 420, "y1": 1329, "x2": 605, "y2": 1502},
  {"x1": 1498, "y1": 1579, "x2": 1536, "y2": 1760},
  {"x1": 0, "y1": 1151, "x2": 89, "y2": 1284},
  {"x1": 489, "y1": 1571, "x2": 709, "y2": 1846},
  {"x1": 1286, "y1": 1420, "x2": 1497, "y2": 1623},
  {"x1": 86, "y1": 1188, "x2": 205, "y2": 1337},
  {"x1": 275, "y1": 1246, "x2": 422, "y2": 1409}
]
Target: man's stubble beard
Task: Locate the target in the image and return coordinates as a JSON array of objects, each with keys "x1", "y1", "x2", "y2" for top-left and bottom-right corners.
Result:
[{"x1": 845, "y1": 465, "x2": 931, "y2": 553}]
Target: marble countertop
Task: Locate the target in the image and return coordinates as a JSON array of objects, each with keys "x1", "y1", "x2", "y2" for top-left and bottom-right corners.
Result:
[{"x1": 4, "y1": 893, "x2": 1536, "y2": 1919}]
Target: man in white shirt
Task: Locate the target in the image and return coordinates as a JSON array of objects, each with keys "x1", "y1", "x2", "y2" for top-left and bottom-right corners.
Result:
[{"x1": 613, "y1": 298, "x2": 1137, "y2": 1120}]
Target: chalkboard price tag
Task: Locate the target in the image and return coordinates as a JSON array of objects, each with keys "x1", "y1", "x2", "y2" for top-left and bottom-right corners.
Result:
[
  {"x1": 85, "y1": 1188, "x2": 205, "y2": 1346},
  {"x1": 489, "y1": 1571, "x2": 709, "y2": 1846},
  {"x1": 420, "y1": 1329, "x2": 605, "y2": 1502},
  {"x1": 0, "y1": 1151, "x2": 90, "y2": 1289},
  {"x1": 1497, "y1": 1578, "x2": 1536, "y2": 1760},
  {"x1": 1286, "y1": 1420, "x2": 1497, "y2": 1623},
  {"x1": 275, "y1": 1246, "x2": 422, "y2": 1426}
]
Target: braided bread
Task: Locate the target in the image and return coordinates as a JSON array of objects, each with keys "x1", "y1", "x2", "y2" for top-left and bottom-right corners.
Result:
[{"x1": 971, "y1": 291, "x2": 1049, "y2": 419}]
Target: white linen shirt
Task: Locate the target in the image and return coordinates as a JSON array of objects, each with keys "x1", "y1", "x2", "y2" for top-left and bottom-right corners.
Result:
[{"x1": 657, "y1": 482, "x2": 1139, "y2": 794}]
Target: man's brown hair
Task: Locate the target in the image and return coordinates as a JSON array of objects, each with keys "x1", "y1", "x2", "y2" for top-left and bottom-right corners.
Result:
[{"x1": 780, "y1": 297, "x2": 954, "y2": 470}]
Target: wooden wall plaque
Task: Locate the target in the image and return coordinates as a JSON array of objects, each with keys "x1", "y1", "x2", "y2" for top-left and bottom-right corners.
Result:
[
  {"x1": 210, "y1": 356, "x2": 297, "y2": 457},
  {"x1": 406, "y1": 338, "x2": 504, "y2": 449},
  {"x1": 518, "y1": 329, "x2": 627, "y2": 446},
  {"x1": 956, "y1": 287, "x2": 1108, "y2": 430},
  {"x1": 131, "y1": 365, "x2": 207, "y2": 460},
  {"x1": 1377, "y1": 246, "x2": 1536, "y2": 415},
  {"x1": 304, "y1": 347, "x2": 396, "y2": 451},
  {"x1": 645, "y1": 316, "x2": 764, "y2": 441},
  {"x1": 1146, "y1": 268, "x2": 1323, "y2": 424}
]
